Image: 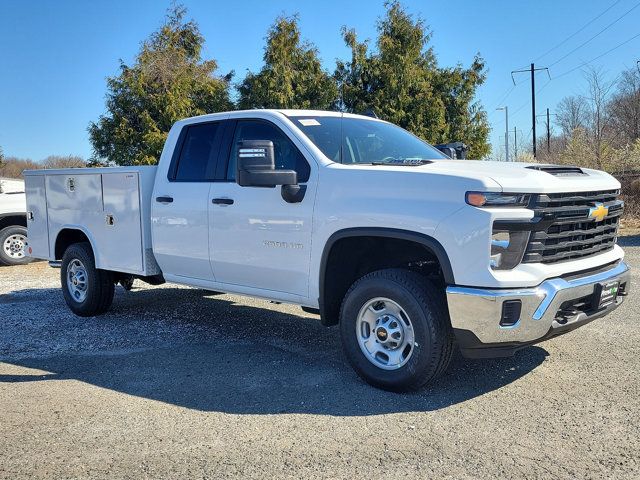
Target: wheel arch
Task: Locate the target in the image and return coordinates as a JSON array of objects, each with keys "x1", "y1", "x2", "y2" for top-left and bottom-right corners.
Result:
[
  {"x1": 318, "y1": 227, "x2": 455, "y2": 327},
  {"x1": 0, "y1": 213, "x2": 27, "y2": 230},
  {"x1": 54, "y1": 226, "x2": 98, "y2": 261}
]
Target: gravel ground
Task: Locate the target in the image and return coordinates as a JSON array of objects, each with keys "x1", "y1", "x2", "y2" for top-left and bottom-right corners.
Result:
[{"x1": 1, "y1": 238, "x2": 639, "y2": 479}]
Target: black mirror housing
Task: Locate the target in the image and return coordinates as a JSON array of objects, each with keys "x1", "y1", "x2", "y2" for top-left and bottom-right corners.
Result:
[{"x1": 236, "y1": 140, "x2": 298, "y2": 187}]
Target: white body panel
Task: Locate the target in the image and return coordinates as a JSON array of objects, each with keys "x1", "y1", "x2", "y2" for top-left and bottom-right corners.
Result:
[
  {"x1": 0, "y1": 178, "x2": 26, "y2": 215},
  {"x1": 151, "y1": 181, "x2": 214, "y2": 281},
  {"x1": 24, "y1": 109, "x2": 625, "y2": 310},
  {"x1": 0, "y1": 178, "x2": 25, "y2": 195}
]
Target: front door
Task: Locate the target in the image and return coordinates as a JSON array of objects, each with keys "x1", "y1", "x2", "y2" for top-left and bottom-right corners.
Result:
[{"x1": 209, "y1": 119, "x2": 316, "y2": 297}]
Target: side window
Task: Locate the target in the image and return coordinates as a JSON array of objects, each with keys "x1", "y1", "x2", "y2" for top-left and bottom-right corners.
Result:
[
  {"x1": 227, "y1": 120, "x2": 310, "y2": 182},
  {"x1": 173, "y1": 122, "x2": 221, "y2": 181}
]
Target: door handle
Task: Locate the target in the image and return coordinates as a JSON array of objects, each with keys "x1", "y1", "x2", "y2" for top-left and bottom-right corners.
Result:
[
  {"x1": 156, "y1": 196, "x2": 174, "y2": 204},
  {"x1": 212, "y1": 198, "x2": 234, "y2": 205}
]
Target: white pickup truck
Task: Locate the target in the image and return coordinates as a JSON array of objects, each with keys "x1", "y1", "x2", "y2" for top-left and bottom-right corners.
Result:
[
  {"x1": 0, "y1": 178, "x2": 30, "y2": 266},
  {"x1": 24, "y1": 109, "x2": 630, "y2": 391}
]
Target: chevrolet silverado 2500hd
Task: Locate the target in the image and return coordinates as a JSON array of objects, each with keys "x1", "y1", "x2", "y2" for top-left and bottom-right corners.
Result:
[
  {"x1": 24, "y1": 110, "x2": 630, "y2": 391},
  {"x1": 0, "y1": 178, "x2": 31, "y2": 266}
]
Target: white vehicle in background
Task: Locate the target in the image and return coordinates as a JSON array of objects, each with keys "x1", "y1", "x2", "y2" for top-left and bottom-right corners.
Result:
[
  {"x1": 24, "y1": 110, "x2": 630, "y2": 391},
  {"x1": 0, "y1": 178, "x2": 31, "y2": 266}
]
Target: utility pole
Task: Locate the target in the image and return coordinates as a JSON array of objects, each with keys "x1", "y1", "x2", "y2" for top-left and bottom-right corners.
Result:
[
  {"x1": 511, "y1": 63, "x2": 550, "y2": 159},
  {"x1": 536, "y1": 109, "x2": 558, "y2": 155},
  {"x1": 513, "y1": 127, "x2": 517, "y2": 160},
  {"x1": 546, "y1": 108, "x2": 550, "y2": 154},
  {"x1": 497, "y1": 106, "x2": 509, "y2": 161}
]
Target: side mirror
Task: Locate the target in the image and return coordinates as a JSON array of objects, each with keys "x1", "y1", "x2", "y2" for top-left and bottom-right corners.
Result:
[{"x1": 236, "y1": 140, "x2": 297, "y2": 187}]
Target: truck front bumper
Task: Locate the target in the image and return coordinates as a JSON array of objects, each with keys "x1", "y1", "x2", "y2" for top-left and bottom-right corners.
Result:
[{"x1": 446, "y1": 261, "x2": 630, "y2": 358}]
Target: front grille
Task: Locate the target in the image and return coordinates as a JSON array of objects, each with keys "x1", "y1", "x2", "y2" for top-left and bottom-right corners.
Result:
[{"x1": 522, "y1": 189, "x2": 623, "y2": 264}]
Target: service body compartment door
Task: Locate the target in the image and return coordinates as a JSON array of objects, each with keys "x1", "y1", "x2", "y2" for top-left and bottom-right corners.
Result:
[
  {"x1": 100, "y1": 172, "x2": 143, "y2": 273},
  {"x1": 24, "y1": 175, "x2": 50, "y2": 259},
  {"x1": 45, "y1": 174, "x2": 103, "y2": 213}
]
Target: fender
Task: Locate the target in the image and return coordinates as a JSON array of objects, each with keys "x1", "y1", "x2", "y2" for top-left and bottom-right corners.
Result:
[
  {"x1": 0, "y1": 212, "x2": 27, "y2": 221},
  {"x1": 318, "y1": 227, "x2": 455, "y2": 325},
  {"x1": 53, "y1": 225, "x2": 100, "y2": 263},
  {"x1": 0, "y1": 213, "x2": 27, "y2": 230}
]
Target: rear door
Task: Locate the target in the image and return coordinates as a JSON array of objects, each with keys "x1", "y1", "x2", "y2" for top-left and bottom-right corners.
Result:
[
  {"x1": 209, "y1": 118, "x2": 317, "y2": 297},
  {"x1": 101, "y1": 172, "x2": 143, "y2": 272},
  {"x1": 151, "y1": 120, "x2": 225, "y2": 281}
]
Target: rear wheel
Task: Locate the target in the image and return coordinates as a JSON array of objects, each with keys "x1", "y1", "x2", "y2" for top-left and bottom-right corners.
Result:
[
  {"x1": 339, "y1": 268, "x2": 453, "y2": 392},
  {"x1": 61, "y1": 242, "x2": 114, "y2": 316},
  {"x1": 0, "y1": 226, "x2": 31, "y2": 266}
]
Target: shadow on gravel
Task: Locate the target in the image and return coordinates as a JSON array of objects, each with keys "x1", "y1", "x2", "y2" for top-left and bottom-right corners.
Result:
[
  {"x1": 618, "y1": 234, "x2": 640, "y2": 247},
  {"x1": 0, "y1": 286, "x2": 548, "y2": 415}
]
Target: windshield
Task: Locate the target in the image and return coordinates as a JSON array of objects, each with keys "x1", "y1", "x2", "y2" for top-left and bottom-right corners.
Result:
[{"x1": 291, "y1": 116, "x2": 448, "y2": 164}]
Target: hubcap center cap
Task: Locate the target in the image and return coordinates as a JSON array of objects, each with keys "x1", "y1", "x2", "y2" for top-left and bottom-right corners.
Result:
[{"x1": 376, "y1": 314, "x2": 404, "y2": 349}]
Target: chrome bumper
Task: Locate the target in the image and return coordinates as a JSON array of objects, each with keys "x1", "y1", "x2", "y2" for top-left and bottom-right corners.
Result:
[{"x1": 446, "y1": 261, "x2": 630, "y2": 357}]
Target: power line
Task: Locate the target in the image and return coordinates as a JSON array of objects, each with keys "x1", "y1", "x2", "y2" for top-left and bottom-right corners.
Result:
[
  {"x1": 533, "y1": 0, "x2": 622, "y2": 63},
  {"x1": 508, "y1": 79, "x2": 552, "y2": 118},
  {"x1": 552, "y1": 32, "x2": 640, "y2": 79},
  {"x1": 548, "y1": 1, "x2": 640, "y2": 68},
  {"x1": 511, "y1": 65, "x2": 550, "y2": 157},
  {"x1": 490, "y1": 84, "x2": 516, "y2": 110}
]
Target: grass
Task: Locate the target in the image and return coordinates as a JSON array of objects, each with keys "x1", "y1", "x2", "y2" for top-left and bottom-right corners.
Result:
[{"x1": 620, "y1": 217, "x2": 640, "y2": 237}]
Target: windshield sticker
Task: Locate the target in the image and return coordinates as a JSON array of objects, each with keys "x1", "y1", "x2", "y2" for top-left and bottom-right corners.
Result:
[{"x1": 298, "y1": 119, "x2": 321, "y2": 126}]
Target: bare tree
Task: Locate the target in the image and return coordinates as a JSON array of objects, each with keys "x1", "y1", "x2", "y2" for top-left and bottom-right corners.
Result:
[
  {"x1": 0, "y1": 157, "x2": 40, "y2": 178},
  {"x1": 583, "y1": 67, "x2": 616, "y2": 169},
  {"x1": 556, "y1": 95, "x2": 588, "y2": 138},
  {"x1": 41, "y1": 155, "x2": 86, "y2": 169},
  {"x1": 609, "y1": 67, "x2": 640, "y2": 145}
]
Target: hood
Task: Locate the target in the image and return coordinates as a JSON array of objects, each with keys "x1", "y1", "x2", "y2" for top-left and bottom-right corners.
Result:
[{"x1": 420, "y1": 160, "x2": 619, "y2": 193}]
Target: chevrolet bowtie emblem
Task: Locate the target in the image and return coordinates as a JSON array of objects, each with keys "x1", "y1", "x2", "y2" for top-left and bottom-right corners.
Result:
[{"x1": 589, "y1": 203, "x2": 609, "y2": 222}]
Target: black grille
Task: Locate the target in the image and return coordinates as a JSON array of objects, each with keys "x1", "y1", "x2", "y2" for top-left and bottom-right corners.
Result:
[{"x1": 522, "y1": 189, "x2": 623, "y2": 264}]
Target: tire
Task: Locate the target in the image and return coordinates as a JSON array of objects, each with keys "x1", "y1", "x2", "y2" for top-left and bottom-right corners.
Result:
[
  {"x1": 0, "y1": 226, "x2": 32, "y2": 266},
  {"x1": 339, "y1": 268, "x2": 454, "y2": 392},
  {"x1": 60, "y1": 242, "x2": 115, "y2": 317}
]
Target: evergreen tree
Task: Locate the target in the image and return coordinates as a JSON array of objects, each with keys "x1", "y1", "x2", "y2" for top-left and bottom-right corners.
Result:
[
  {"x1": 89, "y1": 5, "x2": 233, "y2": 165},
  {"x1": 237, "y1": 15, "x2": 338, "y2": 110},
  {"x1": 336, "y1": 1, "x2": 490, "y2": 158}
]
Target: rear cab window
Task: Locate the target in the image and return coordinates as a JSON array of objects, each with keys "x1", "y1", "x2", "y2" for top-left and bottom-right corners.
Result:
[{"x1": 169, "y1": 121, "x2": 224, "y2": 181}]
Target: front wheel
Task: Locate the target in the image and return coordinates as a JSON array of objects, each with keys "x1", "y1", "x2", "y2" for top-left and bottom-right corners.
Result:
[
  {"x1": 61, "y1": 242, "x2": 115, "y2": 317},
  {"x1": 339, "y1": 269, "x2": 453, "y2": 392},
  {"x1": 0, "y1": 226, "x2": 32, "y2": 266}
]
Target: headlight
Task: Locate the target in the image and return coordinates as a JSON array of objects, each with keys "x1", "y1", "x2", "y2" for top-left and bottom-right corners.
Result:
[
  {"x1": 466, "y1": 192, "x2": 530, "y2": 207},
  {"x1": 490, "y1": 229, "x2": 530, "y2": 270}
]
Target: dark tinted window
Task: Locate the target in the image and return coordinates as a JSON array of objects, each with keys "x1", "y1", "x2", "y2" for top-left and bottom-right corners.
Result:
[
  {"x1": 227, "y1": 120, "x2": 310, "y2": 182},
  {"x1": 175, "y1": 122, "x2": 220, "y2": 181}
]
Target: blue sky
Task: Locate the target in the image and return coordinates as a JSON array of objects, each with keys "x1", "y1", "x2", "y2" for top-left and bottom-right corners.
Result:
[{"x1": 1, "y1": 0, "x2": 639, "y2": 160}]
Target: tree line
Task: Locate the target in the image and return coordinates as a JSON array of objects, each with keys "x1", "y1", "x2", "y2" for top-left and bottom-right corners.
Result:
[
  {"x1": 0, "y1": 155, "x2": 86, "y2": 179},
  {"x1": 525, "y1": 66, "x2": 640, "y2": 175},
  {"x1": 89, "y1": 1, "x2": 490, "y2": 165}
]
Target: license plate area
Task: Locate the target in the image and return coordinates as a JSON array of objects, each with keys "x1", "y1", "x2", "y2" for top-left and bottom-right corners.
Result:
[{"x1": 595, "y1": 280, "x2": 620, "y2": 309}]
